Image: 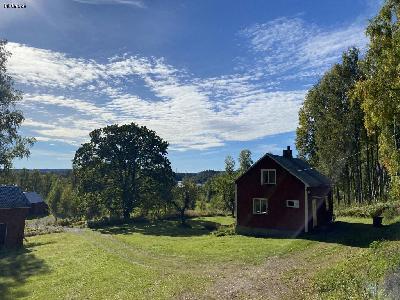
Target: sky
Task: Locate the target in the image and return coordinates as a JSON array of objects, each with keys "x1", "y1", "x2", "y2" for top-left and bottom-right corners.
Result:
[{"x1": 0, "y1": 0, "x2": 383, "y2": 172}]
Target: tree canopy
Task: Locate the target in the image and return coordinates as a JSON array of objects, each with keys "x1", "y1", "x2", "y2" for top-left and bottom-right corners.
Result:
[
  {"x1": 0, "y1": 40, "x2": 34, "y2": 170},
  {"x1": 73, "y1": 123, "x2": 174, "y2": 219}
]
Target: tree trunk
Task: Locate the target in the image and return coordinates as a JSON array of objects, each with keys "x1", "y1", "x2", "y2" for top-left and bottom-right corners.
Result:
[{"x1": 180, "y1": 208, "x2": 186, "y2": 225}]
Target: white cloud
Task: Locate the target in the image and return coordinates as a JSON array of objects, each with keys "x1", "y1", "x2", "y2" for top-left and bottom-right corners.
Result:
[
  {"x1": 9, "y1": 16, "x2": 366, "y2": 151},
  {"x1": 240, "y1": 17, "x2": 368, "y2": 79},
  {"x1": 6, "y1": 43, "x2": 104, "y2": 88}
]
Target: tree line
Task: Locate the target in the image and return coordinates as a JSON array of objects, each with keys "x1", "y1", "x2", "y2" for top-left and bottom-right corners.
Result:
[{"x1": 296, "y1": 0, "x2": 400, "y2": 206}]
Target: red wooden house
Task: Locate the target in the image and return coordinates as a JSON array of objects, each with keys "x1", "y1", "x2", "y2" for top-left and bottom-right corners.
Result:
[{"x1": 235, "y1": 146, "x2": 333, "y2": 236}]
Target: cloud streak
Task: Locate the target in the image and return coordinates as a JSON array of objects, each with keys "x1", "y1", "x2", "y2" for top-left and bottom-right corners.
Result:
[{"x1": 240, "y1": 17, "x2": 368, "y2": 80}]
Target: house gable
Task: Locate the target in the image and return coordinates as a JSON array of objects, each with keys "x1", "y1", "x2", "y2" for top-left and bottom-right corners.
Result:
[
  {"x1": 236, "y1": 154, "x2": 306, "y2": 232},
  {"x1": 235, "y1": 147, "x2": 333, "y2": 235}
]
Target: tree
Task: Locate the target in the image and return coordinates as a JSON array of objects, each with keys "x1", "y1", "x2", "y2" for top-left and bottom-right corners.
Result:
[
  {"x1": 47, "y1": 179, "x2": 63, "y2": 221},
  {"x1": 60, "y1": 183, "x2": 80, "y2": 219},
  {"x1": 172, "y1": 178, "x2": 198, "y2": 225},
  {"x1": 0, "y1": 40, "x2": 34, "y2": 170},
  {"x1": 296, "y1": 48, "x2": 383, "y2": 204},
  {"x1": 353, "y1": 0, "x2": 400, "y2": 182},
  {"x1": 210, "y1": 155, "x2": 237, "y2": 216},
  {"x1": 238, "y1": 149, "x2": 253, "y2": 174},
  {"x1": 73, "y1": 123, "x2": 174, "y2": 219}
]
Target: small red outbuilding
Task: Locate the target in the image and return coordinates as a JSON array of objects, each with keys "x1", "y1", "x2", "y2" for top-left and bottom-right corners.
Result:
[
  {"x1": 235, "y1": 146, "x2": 333, "y2": 236},
  {"x1": 0, "y1": 186, "x2": 31, "y2": 248}
]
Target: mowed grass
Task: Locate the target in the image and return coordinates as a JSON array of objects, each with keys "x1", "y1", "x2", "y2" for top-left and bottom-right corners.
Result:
[{"x1": 1, "y1": 216, "x2": 400, "y2": 299}]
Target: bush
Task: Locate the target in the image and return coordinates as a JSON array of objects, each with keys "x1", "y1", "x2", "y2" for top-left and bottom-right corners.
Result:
[
  {"x1": 336, "y1": 202, "x2": 400, "y2": 219},
  {"x1": 212, "y1": 224, "x2": 236, "y2": 237}
]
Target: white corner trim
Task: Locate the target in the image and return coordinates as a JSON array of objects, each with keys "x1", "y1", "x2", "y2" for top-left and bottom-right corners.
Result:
[
  {"x1": 304, "y1": 186, "x2": 308, "y2": 233},
  {"x1": 235, "y1": 183, "x2": 238, "y2": 224}
]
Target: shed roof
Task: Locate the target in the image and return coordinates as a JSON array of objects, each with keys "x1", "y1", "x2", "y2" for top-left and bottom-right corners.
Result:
[
  {"x1": 236, "y1": 153, "x2": 331, "y2": 187},
  {"x1": 24, "y1": 192, "x2": 45, "y2": 204},
  {"x1": 0, "y1": 186, "x2": 31, "y2": 209}
]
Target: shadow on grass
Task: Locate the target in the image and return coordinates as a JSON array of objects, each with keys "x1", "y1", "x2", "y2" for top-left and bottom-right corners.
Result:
[
  {"x1": 95, "y1": 218, "x2": 219, "y2": 237},
  {"x1": 0, "y1": 242, "x2": 51, "y2": 299},
  {"x1": 303, "y1": 220, "x2": 400, "y2": 248}
]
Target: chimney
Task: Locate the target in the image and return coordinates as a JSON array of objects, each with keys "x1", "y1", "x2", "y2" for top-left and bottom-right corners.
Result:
[{"x1": 283, "y1": 146, "x2": 292, "y2": 158}]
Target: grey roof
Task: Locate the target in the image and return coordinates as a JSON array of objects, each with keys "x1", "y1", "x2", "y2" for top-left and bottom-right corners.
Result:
[
  {"x1": 24, "y1": 192, "x2": 45, "y2": 204},
  {"x1": 0, "y1": 186, "x2": 31, "y2": 209},
  {"x1": 236, "y1": 153, "x2": 331, "y2": 187}
]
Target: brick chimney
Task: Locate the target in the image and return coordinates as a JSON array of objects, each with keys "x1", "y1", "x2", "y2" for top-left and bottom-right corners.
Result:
[{"x1": 283, "y1": 146, "x2": 292, "y2": 158}]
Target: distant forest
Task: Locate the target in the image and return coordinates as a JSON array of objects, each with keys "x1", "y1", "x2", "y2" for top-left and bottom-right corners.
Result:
[{"x1": 12, "y1": 169, "x2": 221, "y2": 185}]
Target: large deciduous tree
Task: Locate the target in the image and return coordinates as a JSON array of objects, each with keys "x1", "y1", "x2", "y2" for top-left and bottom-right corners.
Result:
[
  {"x1": 353, "y1": 0, "x2": 400, "y2": 185},
  {"x1": 296, "y1": 48, "x2": 384, "y2": 204},
  {"x1": 73, "y1": 123, "x2": 174, "y2": 219},
  {"x1": 0, "y1": 40, "x2": 34, "y2": 170}
]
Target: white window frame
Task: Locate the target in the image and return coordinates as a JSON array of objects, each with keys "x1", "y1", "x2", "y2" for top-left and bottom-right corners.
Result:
[
  {"x1": 261, "y1": 169, "x2": 276, "y2": 185},
  {"x1": 286, "y1": 199, "x2": 299, "y2": 208},
  {"x1": 253, "y1": 198, "x2": 268, "y2": 214}
]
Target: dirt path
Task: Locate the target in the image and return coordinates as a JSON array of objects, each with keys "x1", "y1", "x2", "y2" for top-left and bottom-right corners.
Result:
[
  {"x1": 67, "y1": 228, "x2": 355, "y2": 299},
  {"x1": 181, "y1": 243, "x2": 354, "y2": 300}
]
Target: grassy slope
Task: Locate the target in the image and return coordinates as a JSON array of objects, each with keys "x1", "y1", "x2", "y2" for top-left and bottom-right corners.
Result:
[{"x1": 1, "y1": 216, "x2": 400, "y2": 299}]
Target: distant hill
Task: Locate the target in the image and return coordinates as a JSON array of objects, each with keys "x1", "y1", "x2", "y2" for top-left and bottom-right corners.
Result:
[
  {"x1": 13, "y1": 169, "x2": 72, "y2": 175},
  {"x1": 175, "y1": 170, "x2": 222, "y2": 184}
]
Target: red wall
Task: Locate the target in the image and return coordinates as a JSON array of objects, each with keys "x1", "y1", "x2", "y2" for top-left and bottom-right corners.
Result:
[
  {"x1": 0, "y1": 208, "x2": 29, "y2": 248},
  {"x1": 237, "y1": 157, "x2": 306, "y2": 232}
]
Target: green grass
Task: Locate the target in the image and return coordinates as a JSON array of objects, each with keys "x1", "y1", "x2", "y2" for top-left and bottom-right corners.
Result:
[{"x1": 1, "y1": 216, "x2": 400, "y2": 299}]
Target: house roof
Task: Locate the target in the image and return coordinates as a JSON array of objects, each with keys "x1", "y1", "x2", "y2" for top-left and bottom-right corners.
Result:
[
  {"x1": 236, "y1": 153, "x2": 331, "y2": 187},
  {"x1": 0, "y1": 186, "x2": 31, "y2": 209},
  {"x1": 24, "y1": 192, "x2": 45, "y2": 204}
]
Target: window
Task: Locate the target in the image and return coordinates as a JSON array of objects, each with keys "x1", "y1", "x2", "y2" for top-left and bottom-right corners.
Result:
[
  {"x1": 286, "y1": 200, "x2": 299, "y2": 208},
  {"x1": 261, "y1": 169, "x2": 276, "y2": 185},
  {"x1": 253, "y1": 198, "x2": 268, "y2": 214}
]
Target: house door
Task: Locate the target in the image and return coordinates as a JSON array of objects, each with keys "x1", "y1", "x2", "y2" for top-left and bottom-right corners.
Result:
[
  {"x1": 0, "y1": 223, "x2": 6, "y2": 246},
  {"x1": 312, "y1": 199, "x2": 318, "y2": 228}
]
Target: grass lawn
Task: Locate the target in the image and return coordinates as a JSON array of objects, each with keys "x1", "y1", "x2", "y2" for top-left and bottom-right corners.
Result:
[{"x1": 1, "y1": 216, "x2": 400, "y2": 299}]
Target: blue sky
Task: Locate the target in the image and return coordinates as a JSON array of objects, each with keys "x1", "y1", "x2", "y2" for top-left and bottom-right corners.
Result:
[{"x1": 1, "y1": 0, "x2": 382, "y2": 172}]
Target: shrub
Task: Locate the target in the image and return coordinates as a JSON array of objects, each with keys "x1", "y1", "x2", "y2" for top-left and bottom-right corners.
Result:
[
  {"x1": 212, "y1": 224, "x2": 236, "y2": 237},
  {"x1": 336, "y1": 202, "x2": 400, "y2": 219}
]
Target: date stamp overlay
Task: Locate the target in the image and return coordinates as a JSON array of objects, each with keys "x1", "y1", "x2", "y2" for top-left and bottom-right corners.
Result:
[{"x1": 3, "y1": 3, "x2": 26, "y2": 8}]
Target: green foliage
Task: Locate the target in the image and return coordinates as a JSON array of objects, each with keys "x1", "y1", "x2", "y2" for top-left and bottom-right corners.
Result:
[
  {"x1": 201, "y1": 150, "x2": 253, "y2": 216},
  {"x1": 212, "y1": 224, "x2": 236, "y2": 237},
  {"x1": 312, "y1": 240, "x2": 400, "y2": 299},
  {"x1": 296, "y1": 48, "x2": 385, "y2": 205},
  {"x1": 172, "y1": 177, "x2": 198, "y2": 224},
  {"x1": 0, "y1": 40, "x2": 35, "y2": 171},
  {"x1": 238, "y1": 149, "x2": 253, "y2": 175},
  {"x1": 353, "y1": 0, "x2": 400, "y2": 178},
  {"x1": 336, "y1": 202, "x2": 400, "y2": 218},
  {"x1": 46, "y1": 180, "x2": 63, "y2": 220},
  {"x1": 73, "y1": 123, "x2": 174, "y2": 220}
]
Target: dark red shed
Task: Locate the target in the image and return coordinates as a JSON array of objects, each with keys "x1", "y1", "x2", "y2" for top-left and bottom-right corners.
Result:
[
  {"x1": 0, "y1": 186, "x2": 31, "y2": 248},
  {"x1": 235, "y1": 146, "x2": 333, "y2": 236}
]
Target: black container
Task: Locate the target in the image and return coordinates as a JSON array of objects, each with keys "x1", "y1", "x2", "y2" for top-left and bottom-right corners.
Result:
[{"x1": 373, "y1": 216, "x2": 383, "y2": 227}]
